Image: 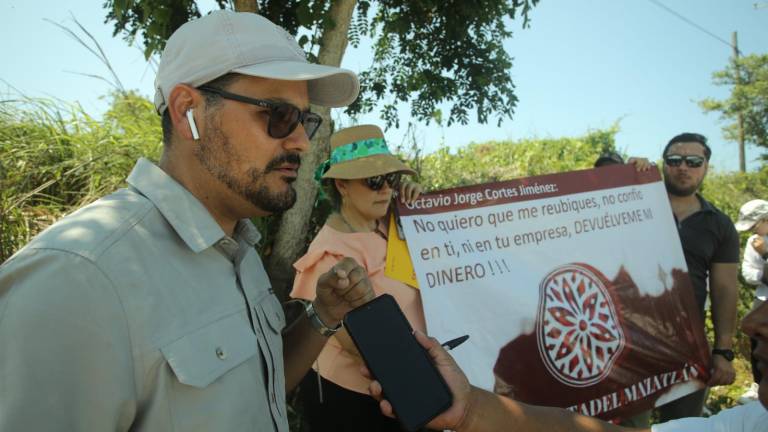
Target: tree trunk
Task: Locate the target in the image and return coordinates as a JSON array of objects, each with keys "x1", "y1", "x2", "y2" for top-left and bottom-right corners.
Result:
[
  {"x1": 266, "y1": 0, "x2": 357, "y2": 299},
  {"x1": 233, "y1": 0, "x2": 258, "y2": 13}
]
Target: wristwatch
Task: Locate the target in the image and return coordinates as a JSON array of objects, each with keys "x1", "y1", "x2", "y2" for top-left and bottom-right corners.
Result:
[
  {"x1": 305, "y1": 301, "x2": 342, "y2": 337},
  {"x1": 712, "y1": 348, "x2": 735, "y2": 361}
]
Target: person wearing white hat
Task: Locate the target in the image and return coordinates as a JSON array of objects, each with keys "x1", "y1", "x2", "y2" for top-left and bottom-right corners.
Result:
[
  {"x1": 0, "y1": 11, "x2": 373, "y2": 432},
  {"x1": 290, "y1": 124, "x2": 424, "y2": 431},
  {"x1": 735, "y1": 199, "x2": 768, "y2": 403},
  {"x1": 736, "y1": 199, "x2": 768, "y2": 306}
]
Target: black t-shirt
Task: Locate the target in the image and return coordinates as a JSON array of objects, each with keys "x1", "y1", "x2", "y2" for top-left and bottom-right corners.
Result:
[{"x1": 675, "y1": 195, "x2": 740, "y2": 313}]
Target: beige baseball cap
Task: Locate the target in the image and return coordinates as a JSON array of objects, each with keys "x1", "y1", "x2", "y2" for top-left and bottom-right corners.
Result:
[
  {"x1": 153, "y1": 10, "x2": 359, "y2": 114},
  {"x1": 735, "y1": 199, "x2": 768, "y2": 232}
]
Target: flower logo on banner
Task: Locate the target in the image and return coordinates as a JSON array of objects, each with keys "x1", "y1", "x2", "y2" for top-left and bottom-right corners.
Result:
[{"x1": 536, "y1": 264, "x2": 625, "y2": 387}]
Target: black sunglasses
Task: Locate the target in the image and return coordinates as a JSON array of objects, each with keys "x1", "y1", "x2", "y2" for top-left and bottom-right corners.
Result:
[
  {"x1": 365, "y1": 173, "x2": 402, "y2": 191},
  {"x1": 198, "y1": 86, "x2": 322, "y2": 140},
  {"x1": 664, "y1": 154, "x2": 705, "y2": 168}
]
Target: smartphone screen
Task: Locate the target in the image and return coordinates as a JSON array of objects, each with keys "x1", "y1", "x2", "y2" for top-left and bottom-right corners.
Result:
[{"x1": 343, "y1": 294, "x2": 452, "y2": 431}]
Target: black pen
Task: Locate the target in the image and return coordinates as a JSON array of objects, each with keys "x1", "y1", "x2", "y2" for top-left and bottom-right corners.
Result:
[{"x1": 441, "y1": 335, "x2": 470, "y2": 351}]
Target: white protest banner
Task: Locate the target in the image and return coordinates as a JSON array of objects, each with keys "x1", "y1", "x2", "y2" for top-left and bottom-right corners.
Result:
[{"x1": 397, "y1": 164, "x2": 710, "y2": 421}]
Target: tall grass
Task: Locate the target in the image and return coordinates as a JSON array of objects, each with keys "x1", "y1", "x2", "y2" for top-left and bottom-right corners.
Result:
[{"x1": 0, "y1": 92, "x2": 162, "y2": 261}]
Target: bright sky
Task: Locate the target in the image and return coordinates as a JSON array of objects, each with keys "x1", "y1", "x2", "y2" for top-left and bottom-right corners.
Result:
[{"x1": 2, "y1": 1, "x2": 767, "y2": 172}]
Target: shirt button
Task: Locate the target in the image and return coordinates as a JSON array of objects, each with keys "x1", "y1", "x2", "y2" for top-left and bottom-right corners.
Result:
[{"x1": 215, "y1": 347, "x2": 227, "y2": 360}]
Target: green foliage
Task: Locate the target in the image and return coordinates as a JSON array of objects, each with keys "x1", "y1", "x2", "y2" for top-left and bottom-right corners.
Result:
[
  {"x1": 101, "y1": 0, "x2": 539, "y2": 129},
  {"x1": 701, "y1": 167, "x2": 768, "y2": 346},
  {"x1": 0, "y1": 92, "x2": 162, "y2": 261},
  {"x1": 675, "y1": 168, "x2": 768, "y2": 413},
  {"x1": 699, "y1": 54, "x2": 768, "y2": 161},
  {"x1": 347, "y1": 0, "x2": 539, "y2": 129},
  {"x1": 103, "y1": 0, "x2": 208, "y2": 59},
  {"x1": 414, "y1": 126, "x2": 620, "y2": 190}
]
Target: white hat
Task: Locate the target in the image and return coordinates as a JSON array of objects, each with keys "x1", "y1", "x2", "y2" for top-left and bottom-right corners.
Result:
[
  {"x1": 153, "y1": 10, "x2": 359, "y2": 114},
  {"x1": 735, "y1": 199, "x2": 768, "y2": 232}
]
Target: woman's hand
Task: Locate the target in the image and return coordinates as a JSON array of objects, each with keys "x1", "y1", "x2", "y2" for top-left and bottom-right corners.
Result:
[{"x1": 398, "y1": 180, "x2": 423, "y2": 205}]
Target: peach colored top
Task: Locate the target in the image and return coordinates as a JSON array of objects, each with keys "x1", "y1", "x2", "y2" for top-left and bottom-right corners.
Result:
[{"x1": 291, "y1": 224, "x2": 426, "y2": 394}]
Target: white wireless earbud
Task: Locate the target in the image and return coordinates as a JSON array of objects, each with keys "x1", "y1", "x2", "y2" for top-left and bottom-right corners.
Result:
[{"x1": 186, "y1": 109, "x2": 200, "y2": 140}]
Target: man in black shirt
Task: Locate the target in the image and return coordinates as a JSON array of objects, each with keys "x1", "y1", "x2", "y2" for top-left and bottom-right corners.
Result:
[
  {"x1": 657, "y1": 133, "x2": 740, "y2": 421},
  {"x1": 620, "y1": 134, "x2": 740, "y2": 427}
]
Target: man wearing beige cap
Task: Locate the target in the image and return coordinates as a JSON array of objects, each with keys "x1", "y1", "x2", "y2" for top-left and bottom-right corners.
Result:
[{"x1": 0, "y1": 10, "x2": 371, "y2": 431}]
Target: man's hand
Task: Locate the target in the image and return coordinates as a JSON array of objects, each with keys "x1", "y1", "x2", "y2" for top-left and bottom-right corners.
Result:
[
  {"x1": 313, "y1": 257, "x2": 375, "y2": 327},
  {"x1": 752, "y1": 236, "x2": 766, "y2": 256},
  {"x1": 365, "y1": 330, "x2": 474, "y2": 431},
  {"x1": 626, "y1": 157, "x2": 654, "y2": 171},
  {"x1": 707, "y1": 354, "x2": 736, "y2": 386},
  {"x1": 398, "y1": 180, "x2": 423, "y2": 205}
]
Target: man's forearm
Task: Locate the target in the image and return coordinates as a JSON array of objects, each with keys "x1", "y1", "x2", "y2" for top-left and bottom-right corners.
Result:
[
  {"x1": 282, "y1": 312, "x2": 329, "y2": 392},
  {"x1": 710, "y1": 283, "x2": 738, "y2": 348},
  {"x1": 458, "y1": 387, "x2": 643, "y2": 432}
]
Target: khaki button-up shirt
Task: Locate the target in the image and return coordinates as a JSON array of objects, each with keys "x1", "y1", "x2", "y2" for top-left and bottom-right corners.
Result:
[{"x1": 0, "y1": 158, "x2": 288, "y2": 431}]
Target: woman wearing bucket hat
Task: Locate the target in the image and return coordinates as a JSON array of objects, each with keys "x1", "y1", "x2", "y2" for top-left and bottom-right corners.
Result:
[
  {"x1": 290, "y1": 124, "x2": 425, "y2": 431},
  {"x1": 735, "y1": 199, "x2": 768, "y2": 403}
]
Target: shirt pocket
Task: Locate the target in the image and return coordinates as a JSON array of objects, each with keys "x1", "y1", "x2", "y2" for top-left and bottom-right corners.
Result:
[
  {"x1": 259, "y1": 293, "x2": 286, "y2": 336},
  {"x1": 161, "y1": 311, "x2": 257, "y2": 388},
  {"x1": 252, "y1": 293, "x2": 287, "y2": 417},
  {"x1": 159, "y1": 310, "x2": 272, "y2": 431}
]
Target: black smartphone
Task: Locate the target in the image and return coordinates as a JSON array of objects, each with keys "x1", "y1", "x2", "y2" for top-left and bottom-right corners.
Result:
[{"x1": 343, "y1": 294, "x2": 453, "y2": 431}]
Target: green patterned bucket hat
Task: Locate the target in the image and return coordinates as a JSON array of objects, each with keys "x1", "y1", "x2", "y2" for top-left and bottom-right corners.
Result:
[{"x1": 318, "y1": 124, "x2": 416, "y2": 180}]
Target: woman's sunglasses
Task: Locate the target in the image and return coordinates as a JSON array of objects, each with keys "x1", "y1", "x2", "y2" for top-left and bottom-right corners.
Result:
[
  {"x1": 365, "y1": 173, "x2": 402, "y2": 191},
  {"x1": 198, "y1": 86, "x2": 323, "y2": 140},
  {"x1": 664, "y1": 154, "x2": 705, "y2": 168}
]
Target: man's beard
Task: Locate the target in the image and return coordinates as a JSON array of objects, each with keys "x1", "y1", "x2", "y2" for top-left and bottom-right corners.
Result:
[
  {"x1": 664, "y1": 175, "x2": 702, "y2": 197},
  {"x1": 195, "y1": 118, "x2": 300, "y2": 214}
]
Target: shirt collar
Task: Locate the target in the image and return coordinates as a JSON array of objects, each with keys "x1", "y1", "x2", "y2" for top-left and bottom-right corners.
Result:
[
  {"x1": 695, "y1": 193, "x2": 716, "y2": 213},
  {"x1": 126, "y1": 158, "x2": 260, "y2": 253},
  {"x1": 235, "y1": 219, "x2": 262, "y2": 246}
]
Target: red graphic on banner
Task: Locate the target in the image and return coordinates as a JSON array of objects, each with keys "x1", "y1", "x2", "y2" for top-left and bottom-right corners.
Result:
[
  {"x1": 493, "y1": 265, "x2": 710, "y2": 422},
  {"x1": 538, "y1": 264, "x2": 625, "y2": 387}
]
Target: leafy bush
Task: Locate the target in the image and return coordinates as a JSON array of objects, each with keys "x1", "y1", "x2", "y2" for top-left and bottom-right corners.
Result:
[
  {"x1": 700, "y1": 167, "x2": 768, "y2": 413},
  {"x1": 416, "y1": 126, "x2": 618, "y2": 188},
  {"x1": 702, "y1": 168, "x2": 768, "y2": 346}
]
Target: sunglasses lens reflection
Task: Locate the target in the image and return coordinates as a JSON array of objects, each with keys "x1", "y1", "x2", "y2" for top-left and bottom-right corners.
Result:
[
  {"x1": 366, "y1": 176, "x2": 385, "y2": 190},
  {"x1": 365, "y1": 173, "x2": 402, "y2": 191},
  {"x1": 303, "y1": 114, "x2": 322, "y2": 140},
  {"x1": 268, "y1": 105, "x2": 322, "y2": 140},
  {"x1": 665, "y1": 155, "x2": 704, "y2": 168},
  {"x1": 385, "y1": 173, "x2": 402, "y2": 189},
  {"x1": 269, "y1": 105, "x2": 300, "y2": 138}
]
